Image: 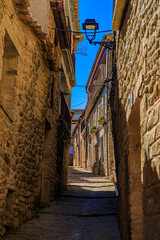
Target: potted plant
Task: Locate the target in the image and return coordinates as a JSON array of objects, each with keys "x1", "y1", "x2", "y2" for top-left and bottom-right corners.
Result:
[
  {"x1": 89, "y1": 125, "x2": 97, "y2": 134},
  {"x1": 98, "y1": 116, "x2": 105, "y2": 125}
]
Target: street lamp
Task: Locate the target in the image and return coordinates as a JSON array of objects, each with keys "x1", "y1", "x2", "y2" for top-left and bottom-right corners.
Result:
[
  {"x1": 82, "y1": 19, "x2": 99, "y2": 42},
  {"x1": 82, "y1": 19, "x2": 115, "y2": 50}
]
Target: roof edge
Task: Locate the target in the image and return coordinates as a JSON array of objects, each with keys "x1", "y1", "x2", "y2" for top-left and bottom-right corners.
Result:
[{"x1": 112, "y1": 0, "x2": 128, "y2": 31}]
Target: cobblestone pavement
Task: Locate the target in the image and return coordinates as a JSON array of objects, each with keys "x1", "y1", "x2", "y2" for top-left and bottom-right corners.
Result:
[{"x1": 5, "y1": 167, "x2": 120, "y2": 240}]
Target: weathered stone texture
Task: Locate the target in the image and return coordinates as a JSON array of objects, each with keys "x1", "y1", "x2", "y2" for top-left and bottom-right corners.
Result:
[
  {"x1": 112, "y1": 0, "x2": 160, "y2": 239},
  {"x1": 0, "y1": 0, "x2": 65, "y2": 236}
]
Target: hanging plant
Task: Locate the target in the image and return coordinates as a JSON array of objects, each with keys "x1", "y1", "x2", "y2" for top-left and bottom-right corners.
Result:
[
  {"x1": 89, "y1": 125, "x2": 96, "y2": 134},
  {"x1": 98, "y1": 116, "x2": 105, "y2": 122},
  {"x1": 98, "y1": 116, "x2": 106, "y2": 125}
]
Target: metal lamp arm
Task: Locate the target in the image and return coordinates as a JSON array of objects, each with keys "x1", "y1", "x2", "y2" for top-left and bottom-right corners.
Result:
[{"x1": 89, "y1": 40, "x2": 115, "y2": 50}]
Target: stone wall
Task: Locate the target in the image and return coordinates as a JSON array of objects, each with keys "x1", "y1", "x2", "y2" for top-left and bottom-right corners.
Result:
[
  {"x1": 80, "y1": 129, "x2": 86, "y2": 168},
  {"x1": 112, "y1": 0, "x2": 160, "y2": 239},
  {"x1": 72, "y1": 125, "x2": 80, "y2": 167},
  {"x1": 0, "y1": 0, "x2": 64, "y2": 235},
  {"x1": 86, "y1": 90, "x2": 115, "y2": 178}
]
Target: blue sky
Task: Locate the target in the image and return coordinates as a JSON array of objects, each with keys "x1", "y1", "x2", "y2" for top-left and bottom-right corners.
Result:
[{"x1": 71, "y1": 0, "x2": 114, "y2": 109}]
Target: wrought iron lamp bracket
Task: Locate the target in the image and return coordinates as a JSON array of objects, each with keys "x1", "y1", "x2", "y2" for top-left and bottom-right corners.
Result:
[{"x1": 88, "y1": 39, "x2": 116, "y2": 50}]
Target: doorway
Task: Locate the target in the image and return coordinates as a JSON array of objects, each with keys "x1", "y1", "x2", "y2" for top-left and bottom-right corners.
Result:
[
  {"x1": 94, "y1": 145, "x2": 99, "y2": 175},
  {"x1": 41, "y1": 119, "x2": 51, "y2": 204}
]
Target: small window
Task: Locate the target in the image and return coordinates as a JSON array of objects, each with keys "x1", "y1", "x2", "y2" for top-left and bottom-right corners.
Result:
[
  {"x1": 49, "y1": 79, "x2": 54, "y2": 108},
  {"x1": 54, "y1": 30, "x2": 58, "y2": 47},
  {"x1": 101, "y1": 136, "x2": 104, "y2": 163},
  {"x1": 0, "y1": 30, "x2": 19, "y2": 119}
]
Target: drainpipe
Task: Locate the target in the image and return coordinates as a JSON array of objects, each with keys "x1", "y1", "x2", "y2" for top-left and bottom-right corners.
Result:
[
  {"x1": 113, "y1": 168, "x2": 119, "y2": 197},
  {"x1": 105, "y1": 47, "x2": 109, "y2": 177},
  {"x1": 113, "y1": 182, "x2": 119, "y2": 197}
]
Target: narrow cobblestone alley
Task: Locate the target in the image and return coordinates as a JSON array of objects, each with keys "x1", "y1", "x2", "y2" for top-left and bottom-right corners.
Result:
[{"x1": 5, "y1": 167, "x2": 120, "y2": 240}]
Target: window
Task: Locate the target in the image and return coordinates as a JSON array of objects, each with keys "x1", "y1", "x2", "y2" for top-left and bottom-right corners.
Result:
[
  {"x1": 99, "y1": 98, "x2": 103, "y2": 117},
  {"x1": 81, "y1": 120, "x2": 85, "y2": 132},
  {"x1": 100, "y1": 136, "x2": 104, "y2": 162},
  {"x1": 103, "y1": 95, "x2": 105, "y2": 116},
  {"x1": 0, "y1": 30, "x2": 19, "y2": 119},
  {"x1": 54, "y1": 30, "x2": 58, "y2": 47},
  {"x1": 84, "y1": 136, "x2": 86, "y2": 148},
  {"x1": 49, "y1": 79, "x2": 54, "y2": 108}
]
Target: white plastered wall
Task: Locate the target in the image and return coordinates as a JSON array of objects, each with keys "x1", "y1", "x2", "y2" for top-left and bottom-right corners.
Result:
[{"x1": 29, "y1": 0, "x2": 50, "y2": 34}]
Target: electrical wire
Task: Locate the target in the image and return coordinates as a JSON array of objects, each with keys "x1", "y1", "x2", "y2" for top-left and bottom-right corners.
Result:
[
  {"x1": 74, "y1": 85, "x2": 86, "y2": 87},
  {"x1": 74, "y1": 83, "x2": 107, "y2": 88},
  {"x1": 71, "y1": 100, "x2": 87, "y2": 108},
  {"x1": 51, "y1": 27, "x2": 113, "y2": 34}
]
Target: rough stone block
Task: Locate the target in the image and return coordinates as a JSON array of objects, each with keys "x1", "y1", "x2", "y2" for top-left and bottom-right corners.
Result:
[{"x1": 147, "y1": 107, "x2": 159, "y2": 131}]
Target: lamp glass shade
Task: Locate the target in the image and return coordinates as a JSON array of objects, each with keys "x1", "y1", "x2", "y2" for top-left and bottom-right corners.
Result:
[
  {"x1": 82, "y1": 19, "x2": 99, "y2": 31},
  {"x1": 85, "y1": 25, "x2": 96, "y2": 30}
]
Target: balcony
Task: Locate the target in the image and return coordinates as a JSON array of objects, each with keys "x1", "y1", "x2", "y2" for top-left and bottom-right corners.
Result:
[
  {"x1": 112, "y1": 0, "x2": 128, "y2": 31},
  {"x1": 51, "y1": 0, "x2": 71, "y2": 51}
]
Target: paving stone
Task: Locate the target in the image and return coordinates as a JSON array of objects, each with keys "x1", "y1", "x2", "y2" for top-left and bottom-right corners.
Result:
[{"x1": 5, "y1": 167, "x2": 120, "y2": 240}]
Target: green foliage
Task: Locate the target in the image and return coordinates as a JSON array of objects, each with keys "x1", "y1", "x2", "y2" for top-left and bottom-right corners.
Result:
[
  {"x1": 89, "y1": 125, "x2": 96, "y2": 133},
  {"x1": 98, "y1": 116, "x2": 105, "y2": 122}
]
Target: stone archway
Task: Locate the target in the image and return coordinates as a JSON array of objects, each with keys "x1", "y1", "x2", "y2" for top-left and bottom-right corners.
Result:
[{"x1": 128, "y1": 98, "x2": 143, "y2": 239}]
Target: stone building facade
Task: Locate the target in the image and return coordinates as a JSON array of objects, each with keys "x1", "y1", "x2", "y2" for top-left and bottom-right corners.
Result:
[
  {"x1": 84, "y1": 34, "x2": 116, "y2": 177},
  {"x1": 72, "y1": 34, "x2": 116, "y2": 177},
  {"x1": 72, "y1": 110, "x2": 86, "y2": 168},
  {"x1": 112, "y1": 0, "x2": 160, "y2": 239},
  {"x1": 0, "y1": 0, "x2": 82, "y2": 236},
  {"x1": 70, "y1": 109, "x2": 83, "y2": 166}
]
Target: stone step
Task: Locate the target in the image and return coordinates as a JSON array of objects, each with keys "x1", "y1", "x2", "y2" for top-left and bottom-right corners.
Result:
[
  {"x1": 62, "y1": 191, "x2": 116, "y2": 198},
  {"x1": 67, "y1": 178, "x2": 110, "y2": 182},
  {"x1": 67, "y1": 183, "x2": 113, "y2": 187},
  {"x1": 68, "y1": 176, "x2": 106, "y2": 179},
  {"x1": 67, "y1": 181, "x2": 110, "y2": 184}
]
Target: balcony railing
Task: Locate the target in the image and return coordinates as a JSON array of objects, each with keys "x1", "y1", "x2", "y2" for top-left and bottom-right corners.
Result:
[{"x1": 51, "y1": 1, "x2": 71, "y2": 50}]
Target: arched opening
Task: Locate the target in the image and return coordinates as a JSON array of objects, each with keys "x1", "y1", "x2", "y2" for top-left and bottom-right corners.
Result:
[{"x1": 128, "y1": 98, "x2": 143, "y2": 239}]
